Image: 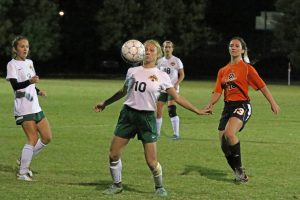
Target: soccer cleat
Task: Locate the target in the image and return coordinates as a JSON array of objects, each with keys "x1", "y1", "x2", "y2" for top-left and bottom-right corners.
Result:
[
  {"x1": 26, "y1": 170, "x2": 33, "y2": 178},
  {"x1": 172, "y1": 135, "x2": 180, "y2": 140},
  {"x1": 234, "y1": 167, "x2": 248, "y2": 183},
  {"x1": 102, "y1": 184, "x2": 123, "y2": 195},
  {"x1": 17, "y1": 173, "x2": 32, "y2": 181},
  {"x1": 16, "y1": 158, "x2": 33, "y2": 178},
  {"x1": 155, "y1": 187, "x2": 168, "y2": 197}
]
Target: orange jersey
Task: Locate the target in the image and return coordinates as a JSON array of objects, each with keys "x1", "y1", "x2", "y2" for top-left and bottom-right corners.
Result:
[{"x1": 213, "y1": 60, "x2": 266, "y2": 101}]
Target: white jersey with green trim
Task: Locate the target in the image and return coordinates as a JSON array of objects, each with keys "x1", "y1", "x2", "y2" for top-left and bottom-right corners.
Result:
[
  {"x1": 157, "y1": 55, "x2": 183, "y2": 92},
  {"x1": 6, "y1": 59, "x2": 42, "y2": 116},
  {"x1": 124, "y1": 66, "x2": 173, "y2": 111}
]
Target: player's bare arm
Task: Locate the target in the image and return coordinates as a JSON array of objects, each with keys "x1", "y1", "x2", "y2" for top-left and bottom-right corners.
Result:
[
  {"x1": 206, "y1": 92, "x2": 222, "y2": 110},
  {"x1": 175, "y1": 68, "x2": 185, "y2": 88},
  {"x1": 259, "y1": 86, "x2": 280, "y2": 114},
  {"x1": 166, "y1": 87, "x2": 211, "y2": 115}
]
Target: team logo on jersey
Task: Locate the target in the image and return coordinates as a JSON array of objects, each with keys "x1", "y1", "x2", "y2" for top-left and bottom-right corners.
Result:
[
  {"x1": 170, "y1": 62, "x2": 175, "y2": 66},
  {"x1": 148, "y1": 75, "x2": 158, "y2": 82},
  {"x1": 228, "y1": 73, "x2": 235, "y2": 81}
]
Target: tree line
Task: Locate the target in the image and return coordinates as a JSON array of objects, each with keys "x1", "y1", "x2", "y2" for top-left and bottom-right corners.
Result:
[{"x1": 0, "y1": 0, "x2": 299, "y2": 77}]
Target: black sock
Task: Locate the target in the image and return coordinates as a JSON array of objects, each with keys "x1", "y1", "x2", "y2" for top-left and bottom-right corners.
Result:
[
  {"x1": 225, "y1": 155, "x2": 235, "y2": 171},
  {"x1": 228, "y1": 141, "x2": 242, "y2": 170},
  {"x1": 221, "y1": 135, "x2": 235, "y2": 171}
]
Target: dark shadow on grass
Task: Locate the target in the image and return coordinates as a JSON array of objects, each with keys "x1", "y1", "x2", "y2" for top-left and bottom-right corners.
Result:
[
  {"x1": 243, "y1": 139, "x2": 299, "y2": 145},
  {"x1": 158, "y1": 133, "x2": 218, "y2": 142},
  {"x1": 68, "y1": 180, "x2": 150, "y2": 194},
  {"x1": 67, "y1": 180, "x2": 110, "y2": 190},
  {"x1": 0, "y1": 163, "x2": 16, "y2": 173},
  {"x1": 0, "y1": 163, "x2": 39, "y2": 175},
  {"x1": 180, "y1": 165, "x2": 233, "y2": 183}
]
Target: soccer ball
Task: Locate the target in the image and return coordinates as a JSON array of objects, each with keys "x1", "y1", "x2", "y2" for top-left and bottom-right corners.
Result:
[{"x1": 121, "y1": 39, "x2": 145, "y2": 64}]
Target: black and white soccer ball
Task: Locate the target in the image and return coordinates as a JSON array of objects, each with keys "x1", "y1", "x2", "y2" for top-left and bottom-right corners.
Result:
[{"x1": 121, "y1": 39, "x2": 145, "y2": 64}]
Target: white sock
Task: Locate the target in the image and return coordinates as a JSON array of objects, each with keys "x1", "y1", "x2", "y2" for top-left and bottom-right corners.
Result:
[
  {"x1": 19, "y1": 144, "x2": 34, "y2": 175},
  {"x1": 33, "y1": 139, "x2": 46, "y2": 156},
  {"x1": 109, "y1": 159, "x2": 122, "y2": 184},
  {"x1": 170, "y1": 116, "x2": 180, "y2": 137},
  {"x1": 156, "y1": 118, "x2": 163, "y2": 136}
]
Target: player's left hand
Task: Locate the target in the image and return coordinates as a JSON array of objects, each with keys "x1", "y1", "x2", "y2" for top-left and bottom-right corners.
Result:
[
  {"x1": 38, "y1": 90, "x2": 47, "y2": 97},
  {"x1": 271, "y1": 103, "x2": 280, "y2": 114}
]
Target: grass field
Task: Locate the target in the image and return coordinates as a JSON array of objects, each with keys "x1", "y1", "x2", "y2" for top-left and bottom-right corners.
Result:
[{"x1": 0, "y1": 79, "x2": 299, "y2": 200}]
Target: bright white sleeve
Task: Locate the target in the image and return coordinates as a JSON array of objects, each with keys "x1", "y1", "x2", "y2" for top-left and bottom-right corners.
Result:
[
  {"x1": 124, "y1": 67, "x2": 135, "y2": 92},
  {"x1": 6, "y1": 62, "x2": 17, "y2": 80},
  {"x1": 177, "y1": 58, "x2": 184, "y2": 69},
  {"x1": 160, "y1": 73, "x2": 173, "y2": 91}
]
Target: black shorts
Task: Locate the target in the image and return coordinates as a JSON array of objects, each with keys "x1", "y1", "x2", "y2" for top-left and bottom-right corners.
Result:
[{"x1": 218, "y1": 101, "x2": 252, "y2": 131}]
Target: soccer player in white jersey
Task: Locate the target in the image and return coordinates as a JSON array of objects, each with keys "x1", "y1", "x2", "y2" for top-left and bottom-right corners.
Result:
[
  {"x1": 156, "y1": 41, "x2": 185, "y2": 140},
  {"x1": 6, "y1": 36, "x2": 52, "y2": 181},
  {"x1": 94, "y1": 39, "x2": 211, "y2": 197}
]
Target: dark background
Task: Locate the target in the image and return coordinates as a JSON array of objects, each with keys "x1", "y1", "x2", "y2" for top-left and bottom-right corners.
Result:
[{"x1": 0, "y1": 0, "x2": 298, "y2": 81}]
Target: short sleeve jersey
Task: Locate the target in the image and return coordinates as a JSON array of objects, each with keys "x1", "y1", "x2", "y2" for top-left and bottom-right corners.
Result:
[
  {"x1": 157, "y1": 56, "x2": 183, "y2": 92},
  {"x1": 213, "y1": 60, "x2": 266, "y2": 101},
  {"x1": 6, "y1": 59, "x2": 42, "y2": 116},
  {"x1": 124, "y1": 66, "x2": 173, "y2": 111}
]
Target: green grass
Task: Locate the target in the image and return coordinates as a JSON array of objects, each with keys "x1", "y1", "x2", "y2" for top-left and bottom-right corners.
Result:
[{"x1": 0, "y1": 79, "x2": 299, "y2": 200}]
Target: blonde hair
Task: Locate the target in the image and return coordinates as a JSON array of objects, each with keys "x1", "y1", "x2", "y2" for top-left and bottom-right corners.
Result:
[
  {"x1": 11, "y1": 36, "x2": 28, "y2": 58},
  {"x1": 144, "y1": 39, "x2": 163, "y2": 61}
]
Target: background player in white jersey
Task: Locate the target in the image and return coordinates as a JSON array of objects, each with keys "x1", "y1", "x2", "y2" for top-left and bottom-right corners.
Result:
[
  {"x1": 156, "y1": 41, "x2": 185, "y2": 140},
  {"x1": 6, "y1": 36, "x2": 52, "y2": 181},
  {"x1": 94, "y1": 40, "x2": 211, "y2": 197}
]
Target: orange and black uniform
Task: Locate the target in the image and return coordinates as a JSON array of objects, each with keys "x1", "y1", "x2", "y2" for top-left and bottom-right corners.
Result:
[
  {"x1": 213, "y1": 60, "x2": 266, "y2": 173},
  {"x1": 213, "y1": 60, "x2": 266, "y2": 131}
]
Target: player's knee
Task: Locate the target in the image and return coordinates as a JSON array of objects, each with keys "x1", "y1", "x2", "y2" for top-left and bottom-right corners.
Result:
[
  {"x1": 41, "y1": 134, "x2": 52, "y2": 144},
  {"x1": 224, "y1": 131, "x2": 237, "y2": 144},
  {"x1": 224, "y1": 130, "x2": 235, "y2": 139},
  {"x1": 156, "y1": 112, "x2": 163, "y2": 118},
  {"x1": 42, "y1": 138, "x2": 51, "y2": 145},
  {"x1": 168, "y1": 105, "x2": 177, "y2": 118}
]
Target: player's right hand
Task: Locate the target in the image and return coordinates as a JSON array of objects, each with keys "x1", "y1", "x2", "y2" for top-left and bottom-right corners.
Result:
[
  {"x1": 197, "y1": 107, "x2": 212, "y2": 115},
  {"x1": 30, "y1": 75, "x2": 39, "y2": 84},
  {"x1": 205, "y1": 103, "x2": 214, "y2": 110},
  {"x1": 94, "y1": 101, "x2": 106, "y2": 112}
]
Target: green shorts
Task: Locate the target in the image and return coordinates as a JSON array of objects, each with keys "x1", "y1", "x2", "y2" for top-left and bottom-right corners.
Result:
[
  {"x1": 114, "y1": 105, "x2": 157, "y2": 143},
  {"x1": 15, "y1": 111, "x2": 45, "y2": 125},
  {"x1": 157, "y1": 92, "x2": 174, "y2": 102}
]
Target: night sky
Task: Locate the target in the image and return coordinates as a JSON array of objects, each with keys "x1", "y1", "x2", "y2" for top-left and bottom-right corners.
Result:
[{"x1": 206, "y1": 0, "x2": 276, "y2": 38}]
